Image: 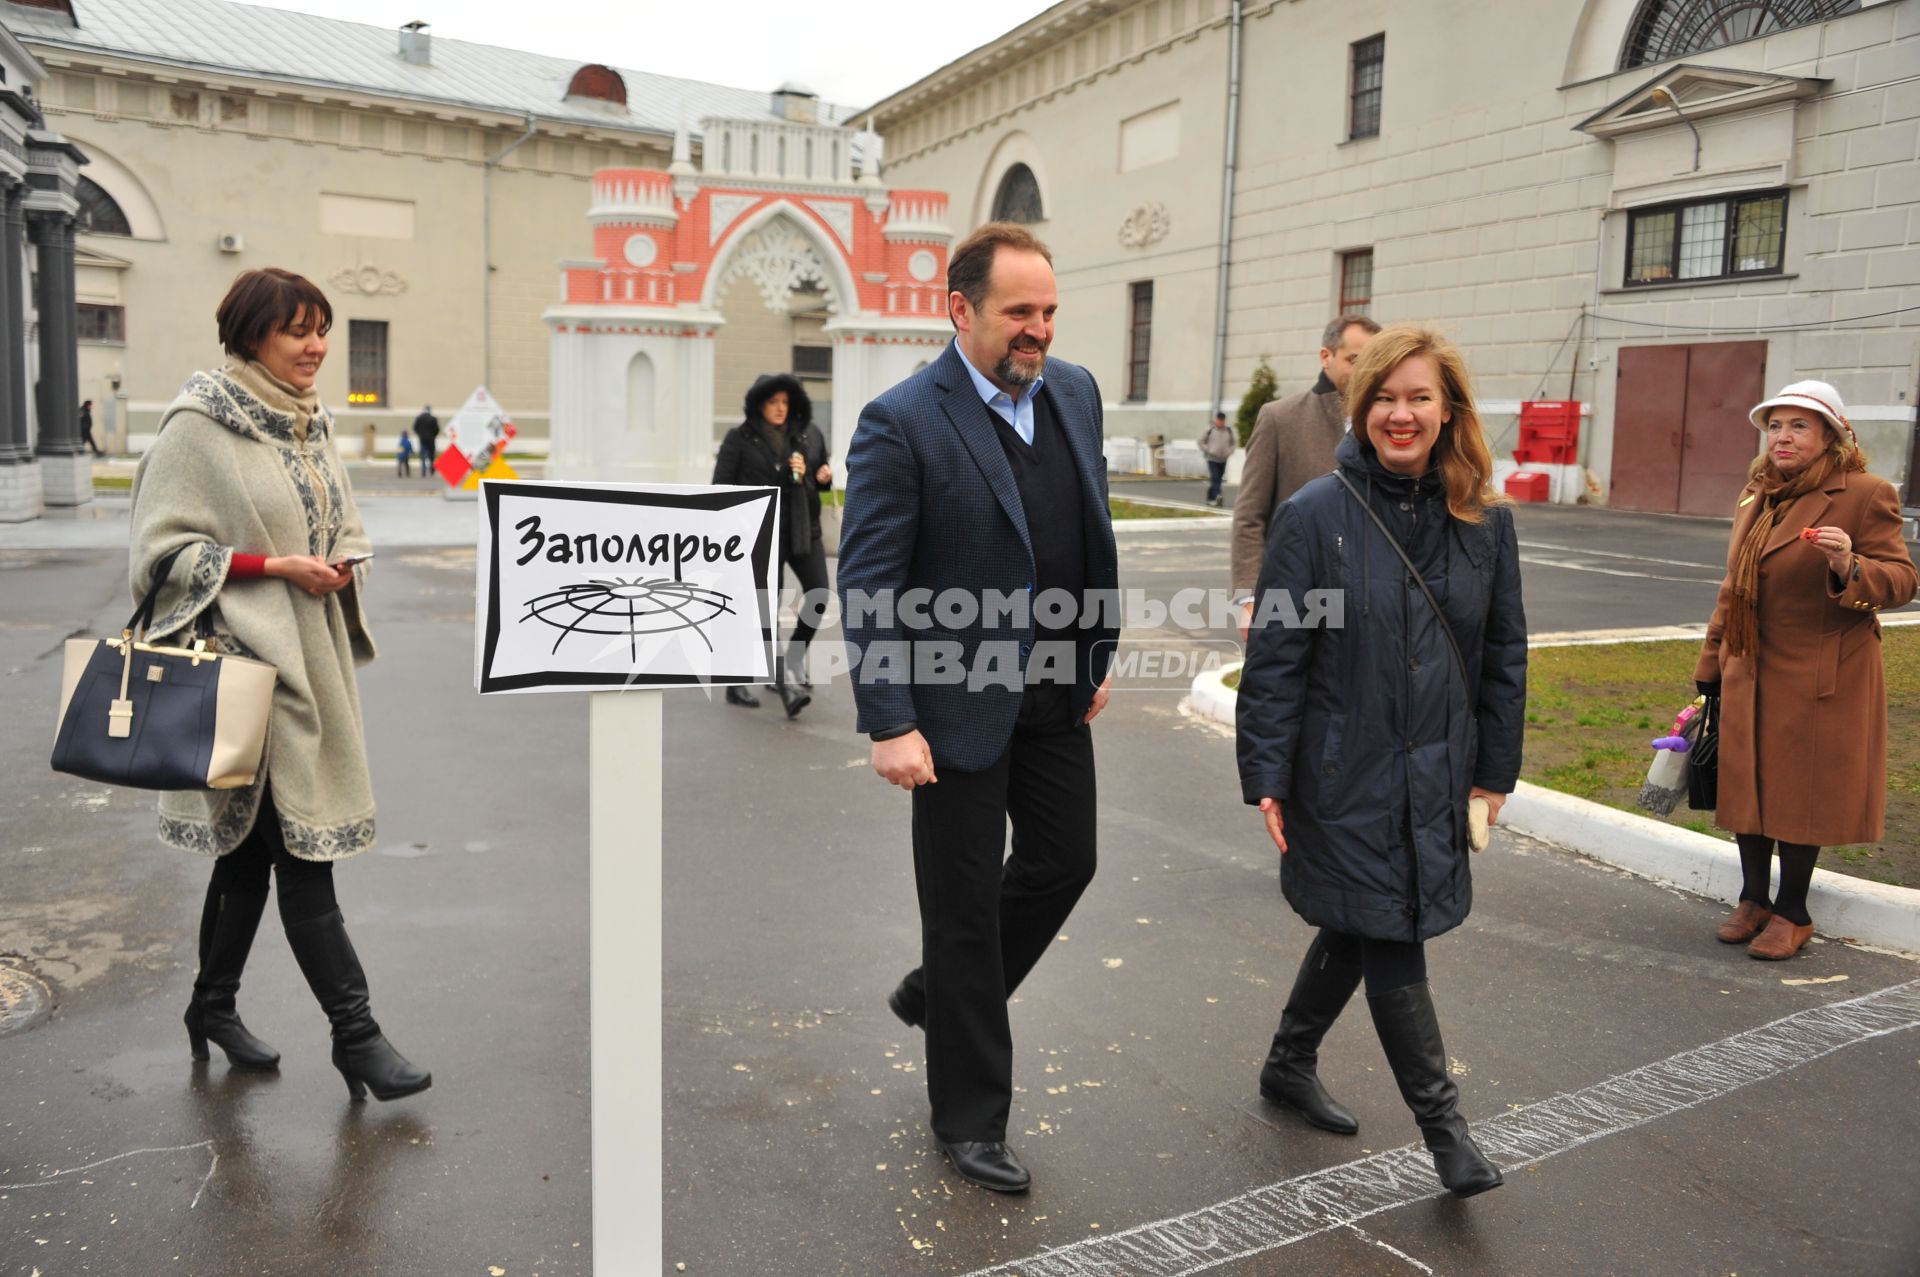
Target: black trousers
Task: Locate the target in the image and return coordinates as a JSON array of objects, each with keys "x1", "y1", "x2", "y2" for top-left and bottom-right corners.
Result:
[
  {"x1": 206, "y1": 793, "x2": 338, "y2": 927},
  {"x1": 904, "y1": 683, "x2": 1097, "y2": 1142},
  {"x1": 782, "y1": 540, "x2": 831, "y2": 651}
]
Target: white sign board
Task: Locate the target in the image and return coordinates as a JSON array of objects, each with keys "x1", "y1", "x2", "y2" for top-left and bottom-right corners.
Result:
[
  {"x1": 446, "y1": 384, "x2": 512, "y2": 469},
  {"x1": 475, "y1": 480, "x2": 779, "y2": 694}
]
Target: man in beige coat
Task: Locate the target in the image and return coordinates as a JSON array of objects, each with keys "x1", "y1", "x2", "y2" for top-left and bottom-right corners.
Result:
[{"x1": 1232, "y1": 315, "x2": 1380, "y2": 634}]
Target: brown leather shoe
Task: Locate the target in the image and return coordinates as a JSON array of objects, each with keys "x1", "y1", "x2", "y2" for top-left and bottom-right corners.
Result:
[
  {"x1": 1747, "y1": 915, "x2": 1814, "y2": 961},
  {"x1": 1715, "y1": 900, "x2": 1773, "y2": 944}
]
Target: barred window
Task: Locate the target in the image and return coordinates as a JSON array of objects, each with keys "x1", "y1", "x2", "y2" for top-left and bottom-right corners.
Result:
[
  {"x1": 1626, "y1": 191, "x2": 1786, "y2": 286},
  {"x1": 1348, "y1": 35, "x2": 1385, "y2": 140},
  {"x1": 1339, "y1": 249, "x2": 1374, "y2": 316},
  {"x1": 76, "y1": 303, "x2": 125, "y2": 343},
  {"x1": 792, "y1": 345, "x2": 832, "y2": 377},
  {"x1": 347, "y1": 320, "x2": 388, "y2": 406},
  {"x1": 1126, "y1": 281, "x2": 1153, "y2": 403}
]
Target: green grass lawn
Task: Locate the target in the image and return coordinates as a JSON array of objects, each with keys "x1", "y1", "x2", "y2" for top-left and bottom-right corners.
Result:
[
  {"x1": 1109, "y1": 497, "x2": 1221, "y2": 519},
  {"x1": 1219, "y1": 629, "x2": 1917, "y2": 887},
  {"x1": 1525, "y1": 629, "x2": 1917, "y2": 888}
]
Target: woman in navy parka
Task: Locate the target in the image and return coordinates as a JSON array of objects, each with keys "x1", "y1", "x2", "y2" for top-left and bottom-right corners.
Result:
[{"x1": 1236, "y1": 325, "x2": 1527, "y2": 1198}]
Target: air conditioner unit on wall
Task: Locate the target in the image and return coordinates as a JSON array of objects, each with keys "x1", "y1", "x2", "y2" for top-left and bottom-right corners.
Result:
[{"x1": 217, "y1": 233, "x2": 244, "y2": 253}]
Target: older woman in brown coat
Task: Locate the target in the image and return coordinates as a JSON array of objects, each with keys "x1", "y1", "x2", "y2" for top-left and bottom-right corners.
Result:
[{"x1": 1695, "y1": 380, "x2": 1917, "y2": 960}]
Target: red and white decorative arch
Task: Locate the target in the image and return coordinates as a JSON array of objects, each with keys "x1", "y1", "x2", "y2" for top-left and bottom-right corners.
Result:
[{"x1": 545, "y1": 119, "x2": 954, "y2": 485}]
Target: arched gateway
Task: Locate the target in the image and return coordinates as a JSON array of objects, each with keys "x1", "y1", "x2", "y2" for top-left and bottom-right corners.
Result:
[{"x1": 545, "y1": 117, "x2": 954, "y2": 484}]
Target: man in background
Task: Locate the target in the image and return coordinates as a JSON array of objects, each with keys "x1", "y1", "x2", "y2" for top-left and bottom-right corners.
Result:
[
  {"x1": 79, "y1": 400, "x2": 104, "y2": 456},
  {"x1": 1231, "y1": 314, "x2": 1380, "y2": 636},
  {"x1": 413, "y1": 405, "x2": 439, "y2": 476},
  {"x1": 1199, "y1": 409, "x2": 1235, "y2": 507}
]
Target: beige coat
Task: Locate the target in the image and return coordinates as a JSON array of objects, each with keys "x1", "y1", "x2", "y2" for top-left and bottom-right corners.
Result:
[
  {"x1": 129, "y1": 359, "x2": 378, "y2": 861},
  {"x1": 1694, "y1": 469, "x2": 1917, "y2": 846},
  {"x1": 1230, "y1": 373, "x2": 1346, "y2": 592}
]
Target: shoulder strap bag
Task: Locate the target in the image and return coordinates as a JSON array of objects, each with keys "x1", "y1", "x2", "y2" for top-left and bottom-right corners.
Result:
[
  {"x1": 1333, "y1": 472, "x2": 1469, "y2": 690},
  {"x1": 51, "y1": 545, "x2": 277, "y2": 791},
  {"x1": 1334, "y1": 473, "x2": 1495, "y2": 849},
  {"x1": 1686, "y1": 693, "x2": 1720, "y2": 811}
]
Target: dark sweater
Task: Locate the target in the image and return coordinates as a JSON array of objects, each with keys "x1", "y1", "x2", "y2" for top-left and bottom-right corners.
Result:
[{"x1": 985, "y1": 386, "x2": 1086, "y2": 641}]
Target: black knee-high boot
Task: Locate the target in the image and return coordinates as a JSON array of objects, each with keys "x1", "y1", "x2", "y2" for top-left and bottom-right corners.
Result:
[
  {"x1": 285, "y1": 909, "x2": 431, "y2": 1102},
  {"x1": 1368, "y1": 981, "x2": 1502, "y2": 1197},
  {"x1": 1259, "y1": 933, "x2": 1362, "y2": 1133},
  {"x1": 184, "y1": 888, "x2": 281, "y2": 1070}
]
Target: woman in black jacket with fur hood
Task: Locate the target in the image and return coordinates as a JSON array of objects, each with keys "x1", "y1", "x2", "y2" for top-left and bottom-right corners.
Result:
[
  {"x1": 713, "y1": 373, "x2": 832, "y2": 717},
  {"x1": 1237, "y1": 325, "x2": 1527, "y2": 1198}
]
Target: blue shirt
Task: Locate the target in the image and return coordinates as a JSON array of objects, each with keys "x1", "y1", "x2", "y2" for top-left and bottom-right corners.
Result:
[{"x1": 954, "y1": 338, "x2": 1044, "y2": 446}]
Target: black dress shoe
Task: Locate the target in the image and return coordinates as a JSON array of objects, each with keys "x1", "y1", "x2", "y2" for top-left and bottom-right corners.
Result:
[
  {"x1": 939, "y1": 1140, "x2": 1030, "y2": 1193},
  {"x1": 886, "y1": 979, "x2": 924, "y2": 1030},
  {"x1": 725, "y1": 686, "x2": 760, "y2": 708}
]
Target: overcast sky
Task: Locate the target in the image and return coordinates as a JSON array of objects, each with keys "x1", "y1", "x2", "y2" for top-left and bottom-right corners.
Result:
[{"x1": 243, "y1": 0, "x2": 1052, "y2": 111}]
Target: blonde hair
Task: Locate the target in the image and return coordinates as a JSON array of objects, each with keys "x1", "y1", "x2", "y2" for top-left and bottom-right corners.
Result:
[{"x1": 1345, "y1": 324, "x2": 1506, "y2": 524}]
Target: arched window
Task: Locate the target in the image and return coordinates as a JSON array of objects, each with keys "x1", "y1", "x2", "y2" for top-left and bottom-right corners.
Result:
[
  {"x1": 565, "y1": 64, "x2": 628, "y2": 106},
  {"x1": 991, "y1": 163, "x2": 1044, "y2": 224},
  {"x1": 75, "y1": 176, "x2": 132, "y2": 236},
  {"x1": 1620, "y1": 0, "x2": 1859, "y2": 69}
]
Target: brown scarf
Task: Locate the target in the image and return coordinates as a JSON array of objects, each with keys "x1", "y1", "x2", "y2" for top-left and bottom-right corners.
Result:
[{"x1": 1724, "y1": 451, "x2": 1840, "y2": 657}]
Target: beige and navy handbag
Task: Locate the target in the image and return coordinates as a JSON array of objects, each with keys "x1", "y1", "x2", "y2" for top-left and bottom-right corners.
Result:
[{"x1": 51, "y1": 545, "x2": 276, "y2": 790}]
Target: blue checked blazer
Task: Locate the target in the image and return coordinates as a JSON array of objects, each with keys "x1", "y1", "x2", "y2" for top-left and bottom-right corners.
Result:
[{"x1": 837, "y1": 342, "x2": 1120, "y2": 771}]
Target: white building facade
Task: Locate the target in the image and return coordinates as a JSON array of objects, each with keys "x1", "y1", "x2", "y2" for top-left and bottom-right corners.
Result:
[
  {"x1": 1, "y1": 0, "x2": 866, "y2": 462},
  {"x1": 855, "y1": 0, "x2": 1920, "y2": 519}
]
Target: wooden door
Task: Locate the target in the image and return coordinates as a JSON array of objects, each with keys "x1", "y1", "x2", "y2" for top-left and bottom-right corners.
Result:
[
  {"x1": 1678, "y1": 341, "x2": 1766, "y2": 517},
  {"x1": 1613, "y1": 341, "x2": 1768, "y2": 515},
  {"x1": 1611, "y1": 345, "x2": 1686, "y2": 512}
]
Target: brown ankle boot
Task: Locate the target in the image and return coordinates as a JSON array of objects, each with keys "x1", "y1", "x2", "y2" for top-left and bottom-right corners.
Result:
[
  {"x1": 1715, "y1": 900, "x2": 1772, "y2": 944},
  {"x1": 1747, "y1": 915, "x2": 1813, "y2": 961}
]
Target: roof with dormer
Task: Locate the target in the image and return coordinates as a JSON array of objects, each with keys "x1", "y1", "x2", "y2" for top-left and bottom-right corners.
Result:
[{"x1": 1, "y1": 0, "x2": 857, "y2": 137}]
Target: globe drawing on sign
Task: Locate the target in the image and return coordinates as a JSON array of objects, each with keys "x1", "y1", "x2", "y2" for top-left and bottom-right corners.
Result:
[{"x1": 520, "y1": 576, "x2": 738, "y2": 658}]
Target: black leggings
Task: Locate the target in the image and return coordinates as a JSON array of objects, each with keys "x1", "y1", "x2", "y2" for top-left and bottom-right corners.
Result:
[
  {"x1": 1735, "y1": 834, "x2": 1820, "y2": 926},
  {"x1": 205, "y1": 795, "x2": 338, "y2": 927},
  {"x1": 783, "y1": 542, "x2": 831, "y2": 650},
  {"x1": 1318, "y1": 928, "x2": 1428, "y2": 997}
]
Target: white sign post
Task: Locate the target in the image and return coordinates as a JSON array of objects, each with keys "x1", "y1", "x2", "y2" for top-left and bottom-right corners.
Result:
[{"x1": 475, "y1": 479, "x2": 779, "y2": 1273}]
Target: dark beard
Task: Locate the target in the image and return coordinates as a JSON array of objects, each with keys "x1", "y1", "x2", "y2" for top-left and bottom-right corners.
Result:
[{"x1": 996, "y1": 345, "x2": 1044, "y2": 388}]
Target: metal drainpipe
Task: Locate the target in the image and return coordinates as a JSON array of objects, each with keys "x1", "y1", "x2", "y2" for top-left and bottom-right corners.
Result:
[
  {"x1": 1209, "y1": 0, "x2": 1245, "y2": 418},
  {"x1": 482, "y1": 113, "x2": 539, "y2": 390}
]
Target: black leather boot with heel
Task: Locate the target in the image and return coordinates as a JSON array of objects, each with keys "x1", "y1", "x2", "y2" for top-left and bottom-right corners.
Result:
[
  {"x1": 286, "y1": 909, "x2": 431, "y2": 1102},
  {"x1": 184, "y1": 888, "x2": 281, "y2": 1070},
  {"x1": 1258, "y1": 932, "x2": 1362, "y2": 1134},
  {"x1": 1368, "y1": 981, "x2": 1503, "y2": 1198}
]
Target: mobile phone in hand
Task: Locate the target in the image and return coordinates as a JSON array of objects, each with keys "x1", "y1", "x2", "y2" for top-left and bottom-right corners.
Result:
[{"x1": 334, "y1": 552, "x2": 375, "y2": 568}]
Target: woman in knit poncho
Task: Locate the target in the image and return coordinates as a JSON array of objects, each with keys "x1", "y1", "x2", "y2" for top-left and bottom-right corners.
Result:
[{"x1": 129, "y1": 268, "x2": 428, "y2": 1102}]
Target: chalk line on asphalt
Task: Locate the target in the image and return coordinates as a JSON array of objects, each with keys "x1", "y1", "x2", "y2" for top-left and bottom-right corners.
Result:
[
  {"x1": 0, "y1": 1140, "x2": 215, "y2": 1191},
  {"x1": 965, "y1": 979, "x2": 1920, "y2": 1277}
]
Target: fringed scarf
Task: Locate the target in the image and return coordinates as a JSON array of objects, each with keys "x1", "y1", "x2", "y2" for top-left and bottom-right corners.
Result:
[{"x1": 1724, "y1": 451, "x2": 1841, "y2": 657}]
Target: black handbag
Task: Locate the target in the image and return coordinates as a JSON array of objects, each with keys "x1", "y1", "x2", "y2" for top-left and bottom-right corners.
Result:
[
  {"x1": 1687, "y1": 694, "x2": 1720, "y2": 811},
  {"x1": 51, "y1": 546, "x2": 277, "y2": 791}
]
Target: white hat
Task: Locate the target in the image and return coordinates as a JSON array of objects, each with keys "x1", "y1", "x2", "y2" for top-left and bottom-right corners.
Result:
[{"x1": 1748, "y1": 379, "x2": 1855, "y2": 445}]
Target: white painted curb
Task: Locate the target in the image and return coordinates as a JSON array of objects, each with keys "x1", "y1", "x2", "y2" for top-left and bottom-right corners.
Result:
[
  {"x1": 1190, "y1": 661, "x2": 1238, "y2": 726},
  {"x1": 1190, "y1": 663, "x2": 1920, "y2": 956}
]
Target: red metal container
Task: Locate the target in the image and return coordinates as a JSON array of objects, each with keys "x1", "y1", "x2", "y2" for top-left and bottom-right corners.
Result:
[
  {"x1": 1505, "y1": 471, "x2": 1551, "y2": 502},
  {"x1": 1515, "y1": 400, "x2": 1581, "y2": 465}
]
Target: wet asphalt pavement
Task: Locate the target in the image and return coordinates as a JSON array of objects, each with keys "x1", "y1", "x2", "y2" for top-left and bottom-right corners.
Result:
[{"x1": 3, "y1": 509, "x2": 1917, "y2": 1276}]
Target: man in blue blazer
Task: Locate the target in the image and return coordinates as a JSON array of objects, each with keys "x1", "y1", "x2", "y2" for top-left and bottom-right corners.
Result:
[{"x1": 837, "y1": 223, "x2": 1119, "y2": 1193}]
